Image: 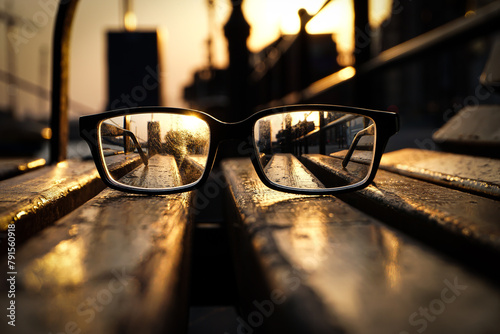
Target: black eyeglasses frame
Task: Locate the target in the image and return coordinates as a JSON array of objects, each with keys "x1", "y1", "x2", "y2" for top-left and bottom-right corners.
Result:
[{"x1": 80, "y1": 104, "x2": 399, "y2": 195}]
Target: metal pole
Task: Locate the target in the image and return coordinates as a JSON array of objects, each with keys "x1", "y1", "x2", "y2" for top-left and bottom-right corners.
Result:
[{"x1": 50, "y1": 0, "x2": 79, "y2": 163}]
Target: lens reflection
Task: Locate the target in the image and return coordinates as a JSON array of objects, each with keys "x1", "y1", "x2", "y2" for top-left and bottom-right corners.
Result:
[
  {"x1": 99, "y1": 113, "x2": 210, "y2": 189},
  {"x1": 254, "y1": 111, "x2": 375, "y2": 189}
]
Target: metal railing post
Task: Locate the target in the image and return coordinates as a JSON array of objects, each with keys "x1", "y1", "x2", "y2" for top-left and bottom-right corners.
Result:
[{"x1": 49, "y1": 0, "x2": 80, "y2": 164}]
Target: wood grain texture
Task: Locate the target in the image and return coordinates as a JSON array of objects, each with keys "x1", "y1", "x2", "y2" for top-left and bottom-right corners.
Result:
[
  {"x1": 118, "y1": 155, "x2": 182, "y2": 188},
  {"x1": 264, "y1": 153, "x2": 324, "y2": 189},
  {"x1": 0, "y1": 156, "x2": 142, "y2": 243},
  {"x1": 0, "y1": 163, "x2": 194, "y2": 334},
  {"x1": 379, "y1": 148, "x2": 500, "y2": 198},
  {"x1": 222, "y1": 158, "x2": 500, "y2": 334},
  {"x1": 432, "y1": 105, "x2": 500, "y2": 147},
  {"x1": 301, "y1": 152, "x2": 500, "y2": 269}
]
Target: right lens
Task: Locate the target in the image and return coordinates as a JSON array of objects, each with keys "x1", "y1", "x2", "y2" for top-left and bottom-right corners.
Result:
[
  {"x1": 99, "y1": 112, "x2": 210, "y2": 189},
  {"x1": 253, "y1": 110, "x2": 375, "y2": 190}
]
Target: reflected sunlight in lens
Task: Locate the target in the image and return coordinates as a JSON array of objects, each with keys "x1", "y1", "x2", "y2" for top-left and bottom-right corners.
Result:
[{"x1": 181, "y1": 115, "x2": 210, "y2": 134}]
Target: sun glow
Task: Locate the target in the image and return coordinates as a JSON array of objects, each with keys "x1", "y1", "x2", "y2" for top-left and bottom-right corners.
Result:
[
  {"x1": 124, "y1": 11, "x2": 137, "y2": 31},
  {"x1": 181, "y1": 116, "x2": 209, "y2": 134},
  {"x1": 242, "y1": 0, "x2": 393, "y2": 61}
]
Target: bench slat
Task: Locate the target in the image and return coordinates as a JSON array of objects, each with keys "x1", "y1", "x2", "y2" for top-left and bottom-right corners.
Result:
[
  {"x1": 0, "y1": 156, "x2": 142, "y2": 243},
  {"x1": 301, "y1": 153, "x2": 500, "y2": 267},
  {"x1": 265, "y1": 153, "x2": 325, "y2": 188},
  {"x1": 2, "y1": 158, "x2": 193, "y2": 334},
  {"x1": 380, "y1": 148, "x2": 500, "y2": 198},
  {"x1": 0, "y1": 157, "x2": 46, "y2": 181},
  {"x1": 222, "y1": 158, "x2": 500, "y2": 334}
]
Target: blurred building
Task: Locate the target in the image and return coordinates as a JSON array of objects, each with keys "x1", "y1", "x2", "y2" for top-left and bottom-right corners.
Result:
[
  {"x1": 147, "y1": 120, "x2": 161, "y2": 155},
  {"x1": 106, "y1": 31, "x2": 163, "y2": 110}
]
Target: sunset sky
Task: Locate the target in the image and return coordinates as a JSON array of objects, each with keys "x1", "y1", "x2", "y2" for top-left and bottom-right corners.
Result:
[{"x1": 0, "y1": 0, "x2": 392, "y2": 120}]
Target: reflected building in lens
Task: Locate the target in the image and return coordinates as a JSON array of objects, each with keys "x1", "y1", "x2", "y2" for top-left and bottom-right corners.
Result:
[
  {"x1": 147, "y1": 121, "x2": 161, "y2": 156},
  {"x1": 258, "y1": 120, "x2": 272, "y2": 154}
]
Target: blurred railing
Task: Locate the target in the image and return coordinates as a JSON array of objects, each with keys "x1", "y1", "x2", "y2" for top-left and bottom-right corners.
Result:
[
  {"x1": 258, "y1": 1, "x2": 500, "y2": 108},
  {"x1": 290, "y1": 114, "x2": 357, "y2": 155}
]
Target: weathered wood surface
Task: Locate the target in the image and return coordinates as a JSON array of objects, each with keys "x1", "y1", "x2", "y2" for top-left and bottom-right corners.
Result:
[
  {"x1": 0, "y1": 161, "x2": 194, "y2": 334},
  {"x1": 379, "y1": 148, "x2": 500, "y2": 198},
  {"x1": 0, "y1": 155, "x2": 142, "y2": 243},
  {"x1": 330, "y1": 148, "x2": 500, "y2": 197},
  {"x1": 301, "y1": 153, "x2": 369, "y2": 186},
  {"x1": 0, "y1": 158, "x2": 46, "y2": 181},
  {"x1": 301, "y1": 152, "x2": 500, "y2": 271},
  {"x1": 222, "y1": 158, "x2": 500, "y2": 334},
  {"x1": 265, "y1": 154, "x2": 324, "y2": 189},
  {"x1": 119, "y1": 155, "x2": 182, "y2": 188},
  {"x1": 432, "y1": 105, "x2": 500, "y2": 149}
]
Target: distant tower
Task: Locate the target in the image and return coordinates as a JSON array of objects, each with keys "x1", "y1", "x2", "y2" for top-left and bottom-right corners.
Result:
[
  {"x1": 224, "y1": 0, "x2": 251, "y2": 121},
  {"x1": 147, "y1": 121, "x2": 161, "y2": 156},
  {"x1": 258, "y1": 120, "x2": 271, "y2": 154}
]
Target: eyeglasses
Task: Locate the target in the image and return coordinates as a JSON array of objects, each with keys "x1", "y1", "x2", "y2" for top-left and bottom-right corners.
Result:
[{"x1": 80, "y1": 104, "x2": 399, "y2": 195}]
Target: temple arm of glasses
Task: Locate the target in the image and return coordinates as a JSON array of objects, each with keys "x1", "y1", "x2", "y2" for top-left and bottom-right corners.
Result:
[
  {"x1": 342, "y1": 123, "x2": 375, "y2": 168},
  {"x1": 101, "y1": 123, "x2": 149, "y2": 166},
  {"x1": 122, "y1": 129, "x2": 149, "y2": 166}
]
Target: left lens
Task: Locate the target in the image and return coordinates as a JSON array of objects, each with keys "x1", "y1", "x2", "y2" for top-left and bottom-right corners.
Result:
[
  {"x1": 99, "y1": 112, "x2": 210, "y2": 189},
  {"x1": 253, "y1": 110, "x2": 375, "y2": 190}
]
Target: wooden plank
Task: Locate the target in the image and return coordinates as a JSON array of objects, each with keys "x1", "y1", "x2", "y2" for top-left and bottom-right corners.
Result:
[
  {"x1": 0, "y1": 158, "x2": 46, "y2": 181},
  {"x1": 1, "y1": 160, "x2": 194, "y2": 334},
  {"x1": 0, "y1": 155, "x2": 142, "y2": 243},
  {"x1": 301, "y1": 153, "x2": 370, "y2": 186},
  {"x1": 480, "y1": 36, "x2": 500, "y2": 91},
  {"x1": 432, "y1": 105, "x2": 500, "y2": 153},
  {"x1": 222, "y1": 158, "x2": 500, "y2": 334},
  {"x1": 379, "y1": 148, "x2": 500, "y2": 198},
  {"x1": 119, "y1": 155, "x2": 182, "y2": 188},
  {"x1": 300, "y1": 154, "x2": 500, "y2": 274},
  {"x1": 179, "y1": 155, "x2": 206, "y2": 185},
  {"x1": 264, "y1": 154, "x2": 324, "y2": 189}
]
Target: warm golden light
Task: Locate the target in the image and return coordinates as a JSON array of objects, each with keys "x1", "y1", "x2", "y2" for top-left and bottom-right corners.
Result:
[
  {"x1": 181, "y1": 116, "x2": 209, "y2": 134},
  {"x1": 369, "y1": 0, "x2": 394, "y2": 27},
  {"x1": 465, "y1": 10, "x2": 476, "y2": 17},
  {"x1": 306, "y1": 0, "x2": 354, "y2": 57},
  {"x1": 339, "y1": 65, "x2": 356, "y2": 80},
  {"x1": 124, "y1": 11, "x2": 137, "y2": 32},
  {"x1": 41, "y1": 127, "x2": 52, "y2": 140},
  {"x1": 57, "y1": 161, "x2": 69, "y2": 168},
  {"x1": 18, "y1": 158, "x2": 46, "y2": 171},
  {"x1": 27, "y1": 158, "x2": 46, "y2": 169},
  {"x1": 244, "y1": 0, "x2": 393, "y2": 60},
  {"x1": 23, "y1": 239, "x2": 86, "y2": 291},
  {"x1": 306, "y1": 66, "x2": 356, "y2": 97}
]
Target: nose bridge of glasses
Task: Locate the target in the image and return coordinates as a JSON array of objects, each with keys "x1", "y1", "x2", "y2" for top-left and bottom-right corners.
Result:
[{"x1": 215, "y1": 120, "x2": 252, "y2": 142}]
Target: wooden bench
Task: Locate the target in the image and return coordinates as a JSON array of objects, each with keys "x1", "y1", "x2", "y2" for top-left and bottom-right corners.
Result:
[
  {"x1": 0, "y1": 155, "x2": 193, "y2": 334},
  {"x1": 2, "y1": 146, "x2": 499, "y2": 334},
  {"x1": 221, "y1": 149, "x2": 500, "y2": 334},
  {"x1": 0, "y1": 158, "x2": 46, "y2": 181}
]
